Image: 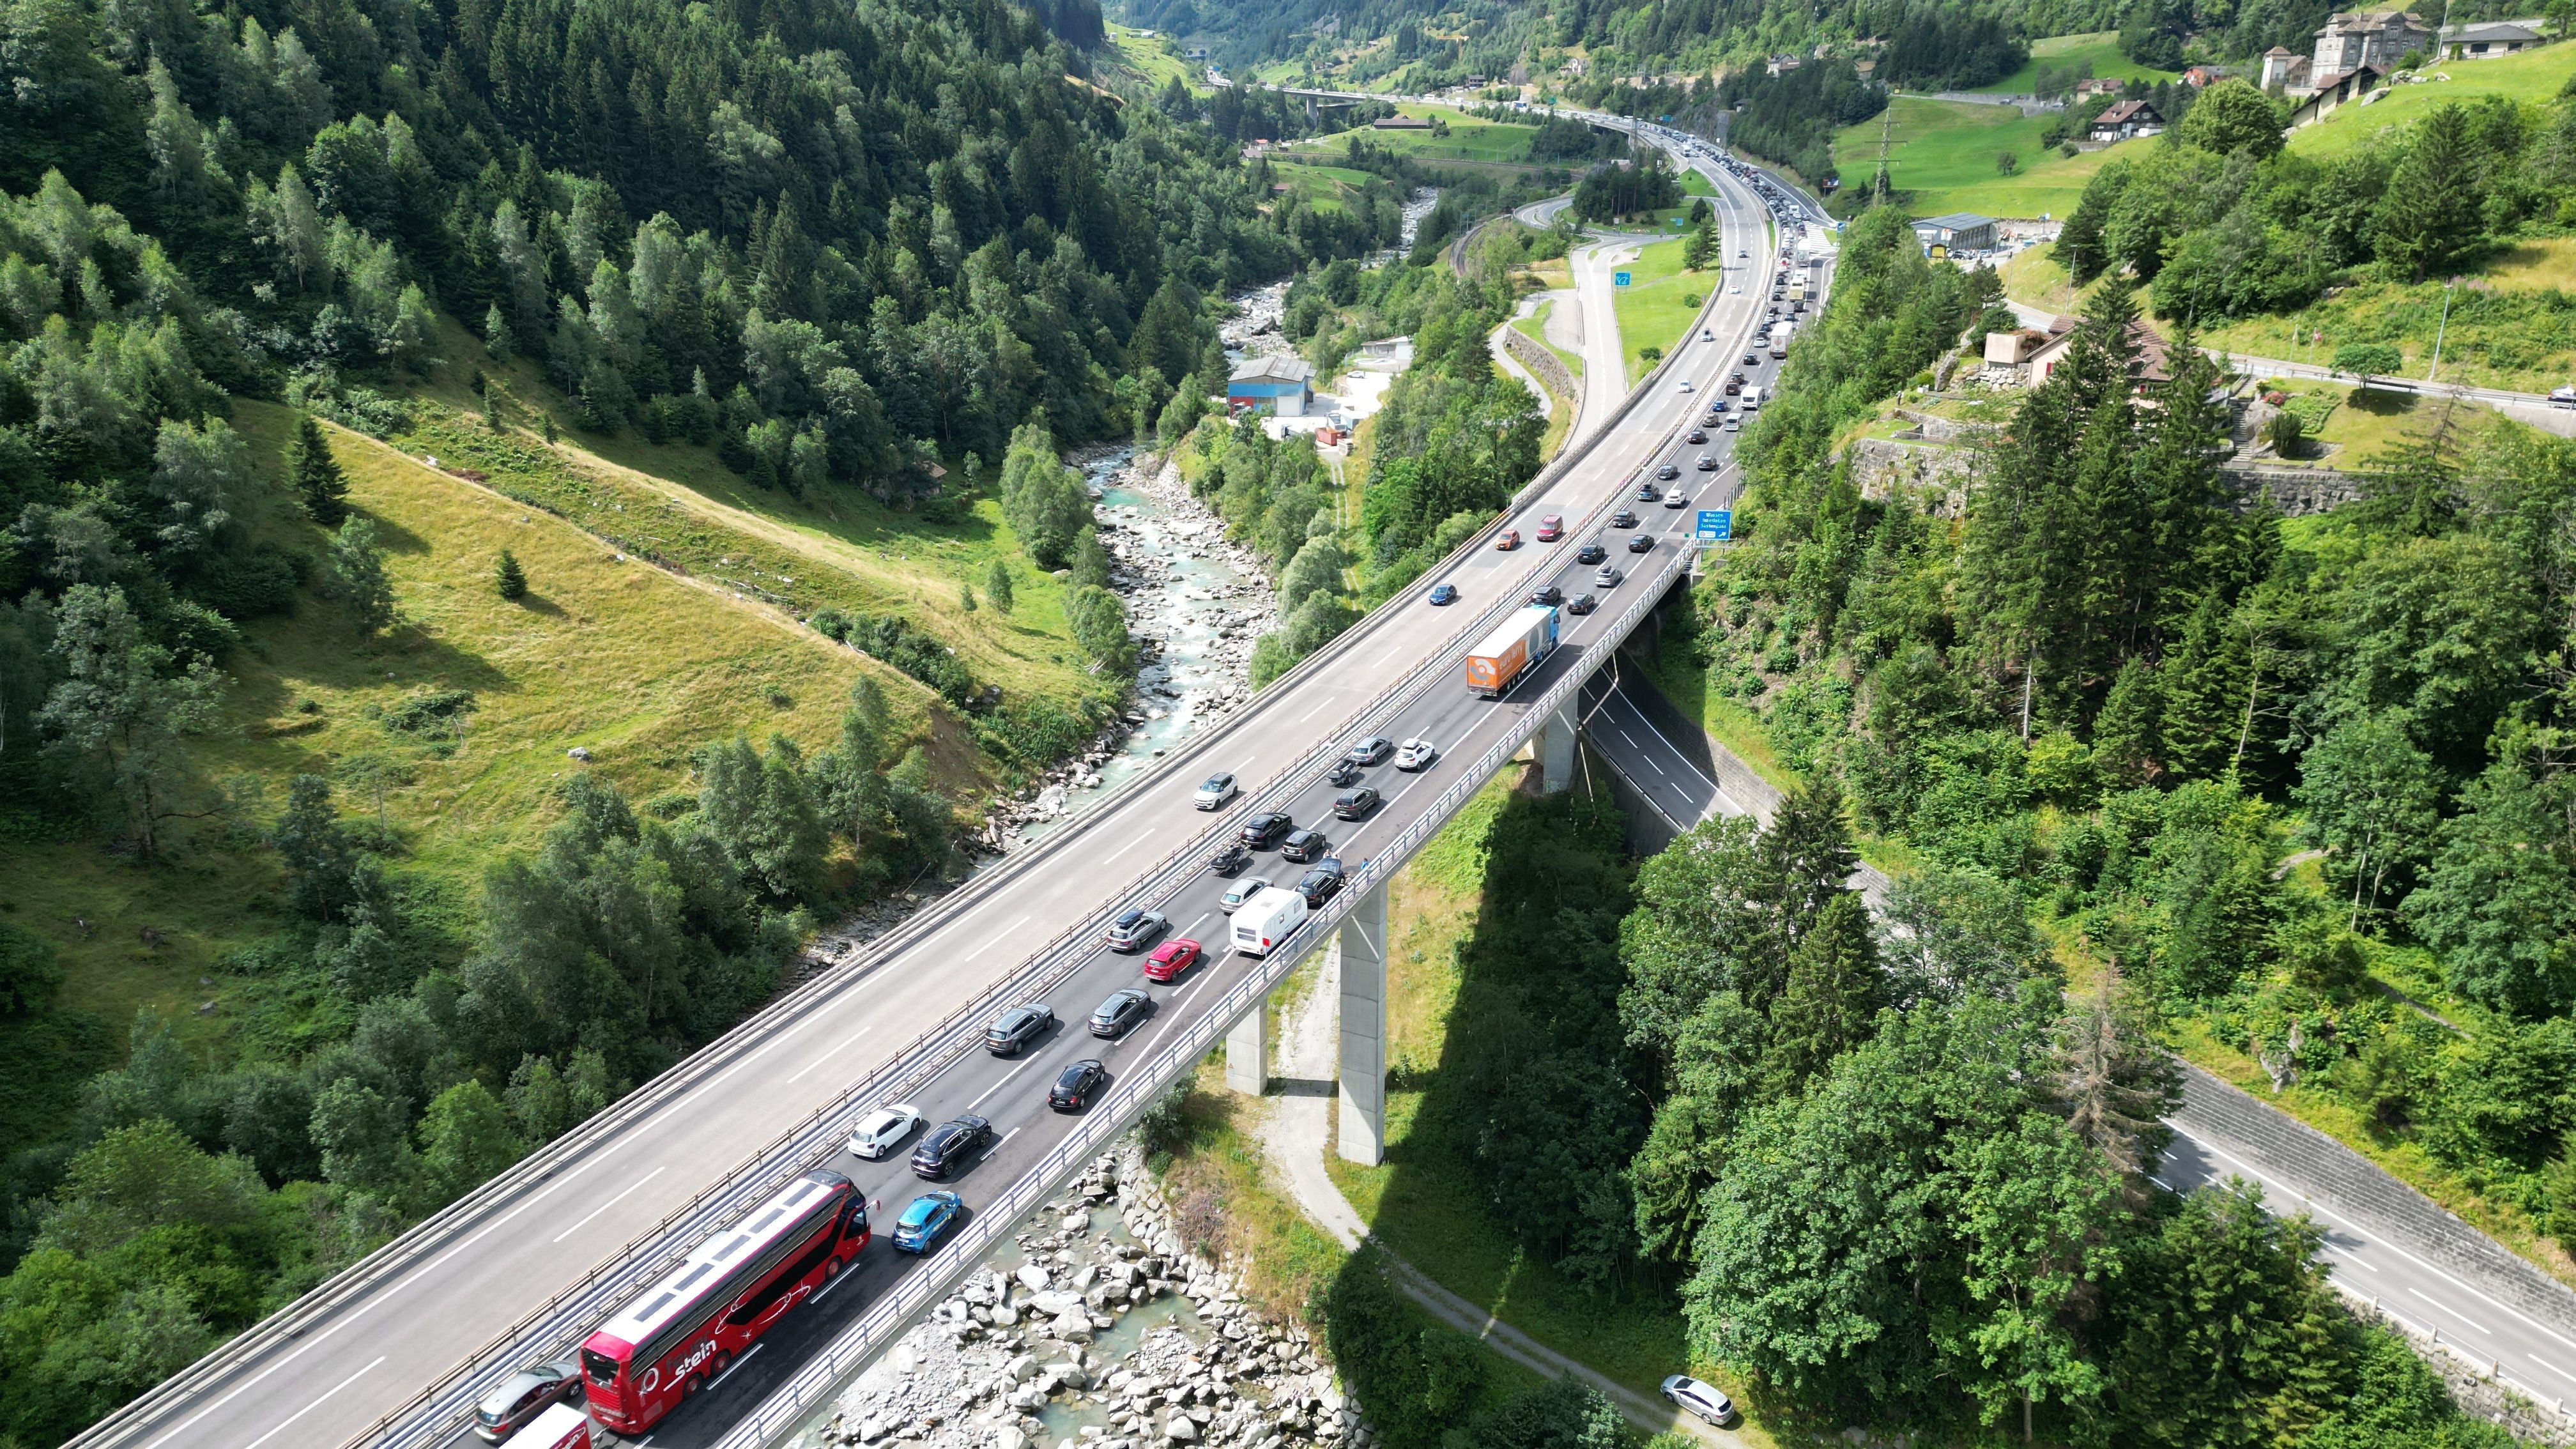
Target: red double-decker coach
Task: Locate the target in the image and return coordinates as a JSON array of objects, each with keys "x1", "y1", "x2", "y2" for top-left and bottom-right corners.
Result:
[{"x1": 578, "y1": 1168, "x2": 868, "y2": 1434}]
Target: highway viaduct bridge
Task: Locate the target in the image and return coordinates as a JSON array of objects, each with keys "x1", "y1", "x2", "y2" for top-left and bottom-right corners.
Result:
[{"x1": 70, "y1": 134, "x2": 1812, "y2": 1449}]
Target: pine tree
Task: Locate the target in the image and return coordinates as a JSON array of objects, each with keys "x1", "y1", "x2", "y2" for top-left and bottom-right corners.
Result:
[
  {"x1": 985, "y1": 559, "x2": 1014, "y2": 614},
  {"x1": 2373, "y1": 103, "x2": 2482, "y2": 281},
  {"x1": 484, "y1": 303, "x2": 514, "y2": 358},
  {"x1": 541, "y1": 412, "x2": 558, "y2": 444},
  {"x1": 327, "y1": 517, "x2": 395, "y2": 637},
  {"x1": 1744, "y1": 777, "x2": 1860, "y2": 1010},
  {"x1": 958, "y1": 581, "x2": 976, "y2": 613},
  {"x1": 2159, "y1": 592, "x2": 2249, "y2": 780},
  {"x1": 1761, "y1": 891, "x2": 1882, "y2": 1094},
  {"x1": 495, "y1": 549, "x2": 527, "y2": 601},
  {"x1": 289, "y1": 415, "x2": 349, "y2": 526},
  {"x1": 2092, "y1": 657, "x2": 2163, "y2": 788}
]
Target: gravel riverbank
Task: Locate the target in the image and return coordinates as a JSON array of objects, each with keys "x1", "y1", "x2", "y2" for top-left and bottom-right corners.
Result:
[{"x1": 791, "y1": 1142, "x2": 1364, "y2": 1449}]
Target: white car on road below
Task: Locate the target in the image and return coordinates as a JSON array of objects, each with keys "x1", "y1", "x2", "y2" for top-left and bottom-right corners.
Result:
[{"x1": 847, "y1": 1103, "x2": 924, "y2": 1159}]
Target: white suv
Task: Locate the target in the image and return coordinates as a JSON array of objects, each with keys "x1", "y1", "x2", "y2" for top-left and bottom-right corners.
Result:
[
  {"x1": 1396, "y1": 739, "x2": 1438, "y2": 771},
  {"x1": 1194, "y1": 772, "x2": 1239, "y2": 809}
]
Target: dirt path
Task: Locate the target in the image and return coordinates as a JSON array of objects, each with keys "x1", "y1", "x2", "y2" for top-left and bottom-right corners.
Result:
[{"x1": 1259, "y1": 953, "x2": 1741, "y2": 1446}]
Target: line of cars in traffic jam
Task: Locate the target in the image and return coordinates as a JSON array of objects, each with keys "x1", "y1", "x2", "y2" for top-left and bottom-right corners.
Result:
[
  {"x1": 1415, "y1": 263, "x2": 1782, "y2": 627},
  {"x1": 473, "y1": 152, "x2": 1795, "y2": 1449}
]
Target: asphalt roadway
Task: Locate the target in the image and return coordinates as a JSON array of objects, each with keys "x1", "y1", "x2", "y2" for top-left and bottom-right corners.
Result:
[{"x1": 88, "y1": 142, "x2": 1797, "y2": 1449}]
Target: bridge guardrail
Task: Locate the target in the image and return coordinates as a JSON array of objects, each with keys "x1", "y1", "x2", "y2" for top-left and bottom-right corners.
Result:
[
  {"x1": 703, "y1": 539, "x2": 1701, "y2": 1449},
  {"x1": 343, "y1": 139, "x2": 1751, "y2": 1449},
  {"x1": 79, "y1": 136, "x2": 1755, "y2": 1449}
]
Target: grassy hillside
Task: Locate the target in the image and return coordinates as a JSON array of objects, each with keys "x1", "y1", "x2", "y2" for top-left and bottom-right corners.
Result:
[
  {"x1": 1609, "y1": 236, "x2": 1713, "y2": 383},
  {"x1": 2289, "y1": 40, "x2": 2576, "y2": 158},
  {"x1": 1969, "y1": 31, "x2": 2179, "y2": 95},
  {"x1": 1271, "y1": 160, "x2": 1379, "y2": 212},
  {"x1": 411, "y1": 329, "x2": 1105, "y2": 710},
  {"x1": 1351, "y1": 109, "x2": 1543, "y2": 163},
  {"x1": 1107, "y1": 22, "x2": 1205, "y2": 93},
  {"x1": 4, "y1": 395, "x2": 963, "y2": 1050},
  {"x1": 1837, "y1": 95, "x2": 2138, "y2": 218}
]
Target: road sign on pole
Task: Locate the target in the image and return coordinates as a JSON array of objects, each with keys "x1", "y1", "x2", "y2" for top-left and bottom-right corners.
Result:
[
  {"x1": 1614, "y1": 271, "x2": 1632, "y2": 288},
  {"x1": 1695, "y1": 509, "x2": 1732, "y2": 541}
]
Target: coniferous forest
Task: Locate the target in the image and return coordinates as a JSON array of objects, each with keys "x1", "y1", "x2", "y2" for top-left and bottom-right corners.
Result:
[{"x1": 0, "y1": 0, "x2": 1408, "y2": 1440}]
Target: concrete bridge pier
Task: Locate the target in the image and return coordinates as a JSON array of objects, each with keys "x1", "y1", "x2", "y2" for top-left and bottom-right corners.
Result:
[
  {"x1": 1225, "y1": 1000, "x2": 1268, "y2": 1094},
  {"x1": 1536, "y1": 694, "x2": 1579, "y2": 795},
  {"x1": 1335, "y1": 877, "x2": 1388, "y2": 1165}
]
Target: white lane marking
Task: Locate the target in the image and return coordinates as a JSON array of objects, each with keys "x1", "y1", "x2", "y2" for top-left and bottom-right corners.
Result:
[
  {"x1": 554, "y1": 1166, "x2": 668, "y2": 1243},
  {"x1": 1642, "y1": 753, "x2": 1666, "y2": 776},
  {"x1": 240, "y1": 1356, "x2": 386, "y2": 1449},
  {"x1": 1298, "y1": 695, "x2": 1341, "y2": 723},
  {"x1": 788, "y1": 1022, "x2": 877, "y2": 1082},
  {"x1": 968, "y1": 1053, "x2": 1041, "y2": 1113},
  {"x1": 2413, "y1": 1287, "x2": 2492, "y2": 1338},
  {"x1": 1179, "y1": 914, "x2": 1213, "y2": 940},
  {"x1": 1620, "y1": 730, "x2": 1640, "y2": 749},
  {"x1": 1137, "y1": 966, "x2": 1223, "y2": 1057},
  {"x1": 2324, "y1": 1242, "x2": 2378, "y2": 1272},
  {"x1": 706, "y1": 1342, "x2": 763, "y2": 1392},
  {"x1": 2533, "y1": 1353, "x2": 2575, "y2": 1383},
  {"x1": 1102, "y1": 829, "x2": 1155, "y2": 864},
  {"x1": 1604, "y1": 693, "x2": 1739, "y2": 813},
  {"x1": 143, "y1": 1135, "x2": 614, "y2": 1449},
  {"x1": 2186, "y1": 1133, "x2": 2576, "y2": 1352}
]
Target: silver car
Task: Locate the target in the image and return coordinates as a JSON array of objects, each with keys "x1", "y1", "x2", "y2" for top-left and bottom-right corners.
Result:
[
  {"x1": 1221, "y1": 875, "x2": 1274, "y2": 912},
  {"x1": 474, "y1": 1361, "x2": 581, "y2": 1443},
  {"x1": 1660, "y1": 1375, "x2": 1738, "y2": 1427}
]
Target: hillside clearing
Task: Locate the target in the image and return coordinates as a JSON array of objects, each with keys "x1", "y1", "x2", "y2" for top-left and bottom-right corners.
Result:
[{"x1": 6, "y1": 397, "x2": 956, "y2": 1045}]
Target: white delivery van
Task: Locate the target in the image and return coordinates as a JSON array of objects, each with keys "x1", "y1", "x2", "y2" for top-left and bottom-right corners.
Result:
[
  {"x1": 1231, "y1": 887, "x2": 1310, "y2": 957},
  {"x1": 508, "y1": 1404, "x2": 595, "y2": 1449}
]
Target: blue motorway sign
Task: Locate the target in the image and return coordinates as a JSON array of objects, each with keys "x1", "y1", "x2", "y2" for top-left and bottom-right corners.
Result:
[
  {"x1": 1613, "y1": 271, "x2": 1632, "y2": 288},
  {"x1": 1695, "y1": 509, "x2": 1733, "y2": 541}
]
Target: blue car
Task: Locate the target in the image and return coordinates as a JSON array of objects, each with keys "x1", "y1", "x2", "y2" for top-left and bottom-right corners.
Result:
[
  {"x1": 893, "y1": 1191, "x2": 963, "y2": 1254},
  {"x1": 1427, "y1": 583, "x2": 1459, "y2": 606}
]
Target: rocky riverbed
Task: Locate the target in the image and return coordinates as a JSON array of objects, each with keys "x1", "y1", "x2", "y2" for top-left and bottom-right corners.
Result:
[
  {"x1": 790, "y1": 1142, "x2": 1363, "y2": 1449},
  {"x1": 985, "y1": 447, "x2": 1280, "y2": 847}
]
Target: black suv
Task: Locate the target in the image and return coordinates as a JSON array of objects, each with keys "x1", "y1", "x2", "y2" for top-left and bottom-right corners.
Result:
[
  {"x1": 1297, "y1": 858, "x2": 1347, "y2": 907},
  {"x1": 1240, "y1": 812, "x2": 1292, "y2": 848},
  {"x1": 1529, "y1": 585, "x2": 1564, "y2": 607},
  {"x1": 1577, "y1": 540, "x2": 1607, "y2": 564},
  {"x1": 1281, "y1": 827, "x2": 1329, "y2": 862},
  {"x1": 985, "y1": 1003, "x2": 1054, "y2": 1055},
  {"x1": 1333, "y1": 786, "x2": 1379, "y2": 820},
  {"x1": 910, "y1": 1114, "x2": 994, "y2": 1178},
  {"x1": 1611, "y1": 509, "x2": 1640, "y2": 528}
]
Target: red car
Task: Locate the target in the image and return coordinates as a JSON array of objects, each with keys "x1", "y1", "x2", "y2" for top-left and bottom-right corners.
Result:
[
  {"x1": 1144, "y1": 938, "x2": 1202, "y2": 983},
  {"x1": 1535, "y1": 514, "x2": 1563, "y2": 542}
]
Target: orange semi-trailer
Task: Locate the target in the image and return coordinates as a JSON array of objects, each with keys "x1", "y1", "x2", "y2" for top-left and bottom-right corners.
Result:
[{"x1": 1463, "y1": 604, "x2": 1561, "y2": 698}]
